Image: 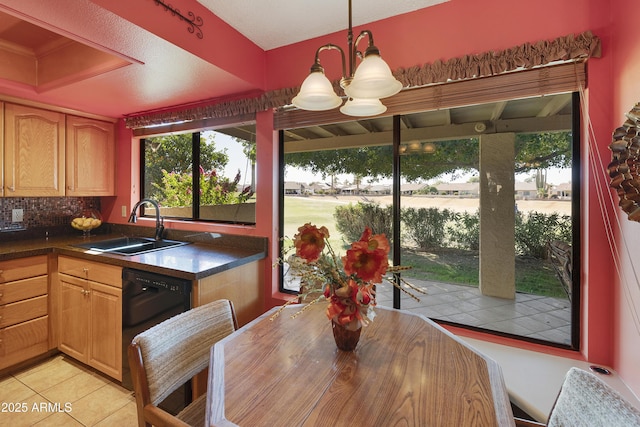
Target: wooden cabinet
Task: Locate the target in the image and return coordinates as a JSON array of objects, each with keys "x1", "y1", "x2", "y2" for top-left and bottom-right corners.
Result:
[
  {"x1": 3, "y1": 103, "x2": 65, "y2": 197},
  {"x1": 58, "y1": 256, "x2": 122, "y2": 380},
  {"x1": 66, "y1": 115, "x2": 115, "y2": 196},
  {"x1": 0, "y1": 256, "x2": 49, "y2": 370},
  {"x1": 192, "y1": 260, "x2": 264, "y2": 328}
]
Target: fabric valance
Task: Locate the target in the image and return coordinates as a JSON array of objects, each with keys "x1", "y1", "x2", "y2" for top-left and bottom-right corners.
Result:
[{"x1": 124, "y1": 31, "x2": 601, "y2": 130}]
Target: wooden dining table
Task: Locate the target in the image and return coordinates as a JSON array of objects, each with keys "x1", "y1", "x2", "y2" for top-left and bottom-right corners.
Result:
[{"x1": 206, "y1": 303, "x2": 515, "y2": 426}]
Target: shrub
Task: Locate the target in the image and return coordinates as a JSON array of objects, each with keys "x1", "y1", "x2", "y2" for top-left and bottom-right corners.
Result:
[
  {"x1": 447, "y1": 209, "x2": 480, "y2": 251},
  {"x1": 153, "y1": 167, "x2": 253, "y2": 207},
  {"x1": 334, "y1": 202, "x2": 393, "y2": 244},
  {"x1": 515, "y1": 211, "x2": 571, "y2": 258},
  {"x1": 402, "y1": 207, "x2": 457, "y2": 250}
]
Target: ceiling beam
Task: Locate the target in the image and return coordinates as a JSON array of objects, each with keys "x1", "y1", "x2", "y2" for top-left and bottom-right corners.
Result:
[
  {"x1": 284, "y1": 114, "x2": 572, "y2": 153},
  {"x1": 537, "y1": 94, "x2": 572, "y2": 117}
]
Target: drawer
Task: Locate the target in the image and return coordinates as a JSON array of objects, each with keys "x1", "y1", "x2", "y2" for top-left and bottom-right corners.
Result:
[
  {"x1": 0, "y1": 275, "x2": 47, "y2": 305},
  {"x1": 58, "y1": 256, "x2": 122, "y2": 287},
  {"x1": 0, "y1": 295, "x2": 48, "y2": 328},
  {"x1": 0, "y1": 315, "x2": 48, "y2": 359},
  {"x1": 0, "y1": 256, "x2": 47, "y2": 283}
]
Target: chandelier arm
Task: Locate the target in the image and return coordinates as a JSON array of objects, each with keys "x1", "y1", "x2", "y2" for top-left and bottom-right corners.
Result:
[
  {"x1": 312, "y1": 44, "x2": 347, "y2": 78},
  {"x1": 353, "y1": 30, "x2": 380, "y2": 60}
]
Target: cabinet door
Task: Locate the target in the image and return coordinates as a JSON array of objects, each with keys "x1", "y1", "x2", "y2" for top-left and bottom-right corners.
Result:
[
  {"x1": 4, "y1": 103, "x2": 65, "y2": 196},
  {"x1": 66, "y1": 115, "x2": 115, "y2": 196},
  {"x1": 58, "y1": 274, "x2": 89, "y2": 363},
  {"x1": 89, "y1": 281, "x2": 122, "y2": 380}
]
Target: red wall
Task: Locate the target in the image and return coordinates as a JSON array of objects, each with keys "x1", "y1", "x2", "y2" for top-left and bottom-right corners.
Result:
[
  {"x1": 97, "y1": 0, "x2": 637, "y2": 395},
  {"x1": 264, "y1": 0, "x2": 638, "y2": 392},
  {"x1": 610, "y1": 0, "x2": 640, "y2": 396}
]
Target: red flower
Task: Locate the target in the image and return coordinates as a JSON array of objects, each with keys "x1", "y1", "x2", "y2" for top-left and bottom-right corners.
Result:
[
  {"x1": 342, "y1": 227, "x2": 390, "y2": 283},
  {"x1": 293, "y1": 223, "x2": 329, "y2": 262}
]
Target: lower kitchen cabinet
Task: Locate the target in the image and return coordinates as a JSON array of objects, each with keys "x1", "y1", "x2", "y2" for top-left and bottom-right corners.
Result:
[
  {"x1": 0, "y1": 256, "x2": 49, "y2": 370},
  {"x1": 192, "y1": 259, "x2": 264, "y2": 328},
  {"x1": 57, "y1": 256, "x2": 122, "y2": 381}
]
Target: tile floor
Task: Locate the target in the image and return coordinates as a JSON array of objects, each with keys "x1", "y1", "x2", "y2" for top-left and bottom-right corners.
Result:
[
  {"x1": 376, "y1": 278, "x2": 572, "y2": 345},
  {"x1": 0, "y1": 355, "x2": 137, "y2": 427}
]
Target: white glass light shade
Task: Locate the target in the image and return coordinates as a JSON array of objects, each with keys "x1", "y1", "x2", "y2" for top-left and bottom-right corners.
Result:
[
  {"x1": 344, "y1": 54, "x2": 402, "y2": 100},
  {"x1": 340, "y1": 97, "x2": 386, "y2": 117},
  {"x1": 292, "y1": 71, "x2": 342, "y2": 111}
]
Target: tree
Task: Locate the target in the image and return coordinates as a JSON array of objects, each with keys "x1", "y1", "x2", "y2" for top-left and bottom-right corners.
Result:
[
  {"x1": 235, "y1": 137, "x2": 257, "y2": 191},
  {"x1": 144, "y1": 133, "x2": 228, "y2": 200},
  {"x1": 285, "y1": 131, "x2": 572, "y2": 182}
]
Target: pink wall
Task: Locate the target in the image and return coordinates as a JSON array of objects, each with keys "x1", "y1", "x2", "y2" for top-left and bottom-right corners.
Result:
[
  {"x1": 265, "y1": 0, "x2": 596, "y2": 91},
  {"x1": 97, "y1": 0, "x2": 637, "y2": 394},
  {"x1": 91, "y1": 0, "x2": 266, "y2": 89},
  {"x1": 263, "y1": 0, "x2": 639, "y2": 391},
  {"x1": 610, "y1": 0, "x2": 640, "y2": 395}
]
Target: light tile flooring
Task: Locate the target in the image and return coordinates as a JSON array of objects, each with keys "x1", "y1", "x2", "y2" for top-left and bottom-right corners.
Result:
[
  {"x1": 376, "y1": 278, "x2": 572, "y2": 345},
  {"x1": 0, "y1": 355, "x2": 137, "y2": 427}
]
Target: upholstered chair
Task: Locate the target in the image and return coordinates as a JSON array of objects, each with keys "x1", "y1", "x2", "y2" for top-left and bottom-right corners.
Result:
[
  {"x1": 515, "y1": 367, "x2": 640, "y2": 427},
  {"x1": 128, "y1": 299, "x2": 238, "y2": 427}
]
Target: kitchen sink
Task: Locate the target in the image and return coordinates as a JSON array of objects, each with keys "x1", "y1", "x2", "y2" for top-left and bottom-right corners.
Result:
[{"x1": 73, "y1": 237, "x2": 189, "y2": 256}]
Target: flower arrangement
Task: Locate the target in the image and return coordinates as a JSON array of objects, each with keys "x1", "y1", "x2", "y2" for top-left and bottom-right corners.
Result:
[{"x1": 274, "y1": 223, "x2": 424, "y2": 331}]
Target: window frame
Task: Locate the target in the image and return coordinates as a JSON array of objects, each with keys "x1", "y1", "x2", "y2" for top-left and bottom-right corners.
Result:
[
  {"x1": 139, "y1": 124, "x2": 257, "y2": 225},
  {"x1": 278, "y1": 91, "x2": 581, "y2": 350}
]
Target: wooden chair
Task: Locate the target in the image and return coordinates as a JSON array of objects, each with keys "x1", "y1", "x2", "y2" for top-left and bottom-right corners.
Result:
[
  {"x1": 515, "y1": 367, "x2": 640, "y2": 427},
  {"x1": 128, "y1": 299, "x2": 238, "y2": 427}
]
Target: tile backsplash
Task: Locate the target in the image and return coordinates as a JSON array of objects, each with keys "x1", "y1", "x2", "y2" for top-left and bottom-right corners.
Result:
[{"x1": 0, "y1": 197, "x2": 101, "y2": 234}]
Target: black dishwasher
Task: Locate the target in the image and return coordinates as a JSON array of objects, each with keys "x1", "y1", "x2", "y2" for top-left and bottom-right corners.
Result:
[{"x1": 121, "y1": 268, "x2": 192, "y2": 414}]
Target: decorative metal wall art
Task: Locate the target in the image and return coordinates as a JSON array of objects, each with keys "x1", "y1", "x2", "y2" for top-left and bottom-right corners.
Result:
[
  {"x1": 609, "y1": 102, "x2": 640, "y2": 221},
  {"x1": 153, "y1": 0, "x2": 203, "y2": 39}
]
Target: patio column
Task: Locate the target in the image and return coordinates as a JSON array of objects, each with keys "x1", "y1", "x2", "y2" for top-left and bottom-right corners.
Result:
[{"x1": 479, "y1": 133, "x2": 516, "y2": 299}]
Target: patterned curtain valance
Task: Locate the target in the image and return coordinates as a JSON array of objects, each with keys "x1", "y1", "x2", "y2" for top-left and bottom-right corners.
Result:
[{"x1": 124, "y1": 31, "x2": 600, "y2": 129}]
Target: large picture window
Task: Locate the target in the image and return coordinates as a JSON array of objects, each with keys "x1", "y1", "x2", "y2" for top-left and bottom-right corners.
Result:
[
  {"x1": 141, "y1": 124, "x2": 256, "y2": 224},
  {"x1": 280, "y1": 92, "x2": 579, "y2": 348}
]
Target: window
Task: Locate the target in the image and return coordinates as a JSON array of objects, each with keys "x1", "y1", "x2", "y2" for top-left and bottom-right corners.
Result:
[
  {"x1": 280, "y1": 93, "x2": 579, "y2": 348},
  {"x1": 142, "y1": 124, "x2": 256, "y2": 224}
]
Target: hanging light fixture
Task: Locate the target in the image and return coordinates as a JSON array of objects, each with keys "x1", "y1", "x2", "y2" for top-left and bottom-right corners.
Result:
[{"x1": 291, "y1": 0, "x2": 402, "y2": 116}]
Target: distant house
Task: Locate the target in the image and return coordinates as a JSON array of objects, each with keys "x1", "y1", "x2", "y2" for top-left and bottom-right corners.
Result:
[
  {"x1": 366, "y1": 184, "x2": 392, "y2": 195},
  {"x1": 434, "y1": 182, "x2": 479, "y2": 197},
  {"x1": 400, "y1": 183, "x2": 428, "y2": 195},
  {"x1": 550, "y1": 182, "x2": 572, "y2": 199},
  {"x1": 341, "y1": 184, "x2": 363, "y2": 195},
  {"x1": 307, "y1": 182, "x2": 333, "y2": 194},
  {"x1": 515, "y1": 181, "x2": 538, "y2": 199},
  {"x1": 284, "y1": 181, "x2": 305, "y2": 195}
]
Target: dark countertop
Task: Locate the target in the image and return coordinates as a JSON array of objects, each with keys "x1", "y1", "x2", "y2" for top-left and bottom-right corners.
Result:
[{"x1": 0, "y1": 228, "x2": 268, "y2": 280}]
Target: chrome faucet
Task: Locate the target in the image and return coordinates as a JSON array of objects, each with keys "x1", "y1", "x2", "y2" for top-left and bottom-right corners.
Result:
[{"x1": 128, "y1": 198, "x2": 164, "y2": 240}]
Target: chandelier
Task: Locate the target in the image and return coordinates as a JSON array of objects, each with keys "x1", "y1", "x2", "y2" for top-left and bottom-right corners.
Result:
[{"x1": 291, "y1": 0, "x2": 403, "y2": 117}]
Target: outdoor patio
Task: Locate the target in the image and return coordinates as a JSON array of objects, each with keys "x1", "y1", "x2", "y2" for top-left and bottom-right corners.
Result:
[{"x1": 376, "y1": 278, "x2": 572, "y2": 346}]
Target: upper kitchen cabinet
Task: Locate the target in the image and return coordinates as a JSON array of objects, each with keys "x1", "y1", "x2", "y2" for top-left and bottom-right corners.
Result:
[
  {"x1": 4, "y1": 103, "x2": 65, "y2": 197},
  {"x1": 66, "y1": 115, "x2": 115, "y2": 196}
]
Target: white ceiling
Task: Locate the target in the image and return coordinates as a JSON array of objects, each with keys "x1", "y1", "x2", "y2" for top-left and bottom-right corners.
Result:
[{"x1": 197, "y1": 0, "x2": 447, "y2": 50}]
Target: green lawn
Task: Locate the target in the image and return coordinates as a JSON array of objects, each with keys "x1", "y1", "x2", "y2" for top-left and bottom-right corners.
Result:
[
  {"x1": 284, "y1": 196, "x2": 346, "y2": 249},
  {"x1": 284, "y1": 196, "x2": 567, "y2": 298}
]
